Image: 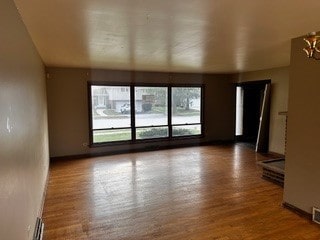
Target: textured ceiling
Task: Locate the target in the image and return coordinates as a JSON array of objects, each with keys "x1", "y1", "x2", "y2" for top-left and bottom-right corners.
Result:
[{"x1": 14, "y1": 0, "x2": 320, "y2": 73}]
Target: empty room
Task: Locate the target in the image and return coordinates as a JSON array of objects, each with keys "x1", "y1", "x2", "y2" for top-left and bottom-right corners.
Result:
[{"x1": 1, "y1": 0, "x2": 320, "y2": 239}]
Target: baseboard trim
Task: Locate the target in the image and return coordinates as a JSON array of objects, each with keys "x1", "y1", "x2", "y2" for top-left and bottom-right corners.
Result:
[
  {"x1": 38, "y1": 165, "x2": 50, "y2": 217},
  {"x1": 268, "y1": 151, "x2": 285, "y2": 158},
  {"x1": 283, "y1": 202, "x2": 312, "y2": 220},
  {"x1": 50, "y1": 140, "x2": 235, "y2": 161},
  {"x1": 32, "y1": 162, "x2": 49, "y2": 240}
]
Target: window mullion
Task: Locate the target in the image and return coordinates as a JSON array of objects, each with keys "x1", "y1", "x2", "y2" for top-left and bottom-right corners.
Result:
[
  {"x1": 168, "y1": 86, "x2": 172, "y2": 138},
  {"x1": 130, "y1": 85, "x2": 136, "y2": 141},
  {"x1": 200, "y1": 86, "x2": 204, "y2": 135},
  {"x1": 88, "y1": 83, "x2": 94, "y2": 146}
]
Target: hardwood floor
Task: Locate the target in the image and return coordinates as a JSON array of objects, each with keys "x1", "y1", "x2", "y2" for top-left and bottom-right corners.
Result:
[{"x1": 43, "y1": 144, "x2": 320, "y2": 239}]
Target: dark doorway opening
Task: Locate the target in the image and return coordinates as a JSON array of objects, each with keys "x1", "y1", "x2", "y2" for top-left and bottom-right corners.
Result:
[{"x1": 235, "y1": 80, "x2": 271, "y2": 152}]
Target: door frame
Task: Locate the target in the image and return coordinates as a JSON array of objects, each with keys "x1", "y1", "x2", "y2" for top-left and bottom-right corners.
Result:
[{"x1": 234, "y1": 79, "x2": 271, "y2": 152}]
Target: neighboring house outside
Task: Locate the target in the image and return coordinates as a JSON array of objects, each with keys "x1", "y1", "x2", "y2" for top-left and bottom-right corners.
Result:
[
  {"x1": 92, "y1": 86, "x2": 146, "y2": 113},
  {"x1": 92, "y1": 86, "x2": 200, "y2": 114}
]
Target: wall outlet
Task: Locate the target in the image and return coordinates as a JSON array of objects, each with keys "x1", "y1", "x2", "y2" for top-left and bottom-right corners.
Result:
[{"x1": 312, "y1": 207, "x2": 320, "y2": 224}]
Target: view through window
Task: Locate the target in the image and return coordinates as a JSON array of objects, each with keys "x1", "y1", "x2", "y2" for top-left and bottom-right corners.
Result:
[
  {"x1": 135, "y1": 87, "x2": 169, "y2": 140},
  {"x1": 91, "y1": 86, "x2": 131, "y2": 143},
  {"x1": 172, "y1": 87, "x2": 202, "y2": 137},
  {"x1": 89, "y1": 84, "x2": 203, "y2": 144}
]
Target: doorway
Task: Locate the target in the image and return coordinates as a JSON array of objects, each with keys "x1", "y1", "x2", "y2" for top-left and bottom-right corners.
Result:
[{"x1": 235, "y1": 80, "x2": 271, "y2": 152}]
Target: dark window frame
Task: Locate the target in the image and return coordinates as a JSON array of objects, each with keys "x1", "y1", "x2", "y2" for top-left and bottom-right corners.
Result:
[{"x1": 88, "y1": 82, "x2": 205, "y2": 147}]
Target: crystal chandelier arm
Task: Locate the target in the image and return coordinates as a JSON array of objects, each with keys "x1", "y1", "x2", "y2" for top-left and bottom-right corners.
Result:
[
  {"x1": 303, "y1": 47, "x2": 312, "y2": 58},
  {"x1": 304, "y1": 38, "x2": 312, "y2": 48}
]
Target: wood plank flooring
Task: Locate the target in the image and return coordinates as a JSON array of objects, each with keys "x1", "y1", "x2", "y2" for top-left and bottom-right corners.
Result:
[{"x1": 43, "y1": 144, "x2": 320, "y2": 239}]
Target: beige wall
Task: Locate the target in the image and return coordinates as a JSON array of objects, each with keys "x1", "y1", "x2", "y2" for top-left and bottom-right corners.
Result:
[
  {"x1": 46, "y1": 67, "x2": 236, "y2": 157},
  {"x1": 236, "y1": 67, "x2": 289, "y2": 155},
  {"x1": 0, "y1": 0, "x2": 49, "y2": 239},
  {"x1": 283, "y1": 35, "x2": 320, "y2": 213}
]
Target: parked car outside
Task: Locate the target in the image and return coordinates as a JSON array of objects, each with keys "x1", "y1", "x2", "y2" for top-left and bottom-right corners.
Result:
[{"x1": 120, "y1": 103, "x2": 130, "y2": 114}]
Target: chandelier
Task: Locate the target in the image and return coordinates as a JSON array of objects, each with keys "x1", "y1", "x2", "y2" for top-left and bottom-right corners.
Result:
[{"x1": 303, "y1": 32, "x2": 320, "y2": 60}]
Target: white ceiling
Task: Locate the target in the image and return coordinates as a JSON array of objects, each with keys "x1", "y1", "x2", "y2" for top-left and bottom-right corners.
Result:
[{"x1": 13, "y1": 0, "x2": 320, "y2": 73}]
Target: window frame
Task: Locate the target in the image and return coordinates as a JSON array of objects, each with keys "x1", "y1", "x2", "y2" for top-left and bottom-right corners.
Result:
[
  {"x1": 171, "y1": 86, "x2": 204, "y2": 138},
  {"x1": 88, "y1": 81, "x2": 204, "y2": 147},
  {"x1": 134, "y1": 85, "x2": 169, "y2": 140}
]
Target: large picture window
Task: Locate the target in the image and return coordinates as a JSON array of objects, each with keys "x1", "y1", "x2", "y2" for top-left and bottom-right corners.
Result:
[
  {"x1": 172, "y1": 87, "x2": 202, "y2": 137},
  {"x1": 91, "y1": 86, "x2": 131, "y2": 143},
  {"x1": 89, "y1": 83, "x2": 203, "y2": 145},
  {"x1": 135, "y1": 86, "x2": 169, "y2": 139}
]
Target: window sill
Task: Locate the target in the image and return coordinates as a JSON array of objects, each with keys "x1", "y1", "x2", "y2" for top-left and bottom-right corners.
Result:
[{"x1": 89, "y1": 134, "x2": 204, "y2": 148}]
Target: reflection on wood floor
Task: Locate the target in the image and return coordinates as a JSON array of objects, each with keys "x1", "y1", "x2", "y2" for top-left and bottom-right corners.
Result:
[{"x1": 43, "y1": 144, "x2": 320, "y2": 239}]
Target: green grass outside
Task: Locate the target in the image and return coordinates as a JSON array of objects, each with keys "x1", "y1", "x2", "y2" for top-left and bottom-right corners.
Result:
[
  {"x1": 149, "y1": 106, "x2": 166, "y2": 114},
  {"x1": 149, "y1": 106, "x2": 200, "y2": 116},
  {"x1": 93, "y1": 131, "x2": 131, "y2": 143},
  {"x1": 103, "y1": 109, "x2": 120, "y2": 115},
  {"x1": 174, "y1": 109, "x2": 200, "y2": 116}
]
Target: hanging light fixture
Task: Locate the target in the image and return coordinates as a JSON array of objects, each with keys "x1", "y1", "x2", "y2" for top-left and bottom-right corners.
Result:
[{"x1": 303, "y1": 32, "x2": 320, "y2": 60}]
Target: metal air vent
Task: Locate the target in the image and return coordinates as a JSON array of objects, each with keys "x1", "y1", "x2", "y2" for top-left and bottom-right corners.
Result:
[{"x1": 33, "y1": 217, "x2": 44, "y2": 240}]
